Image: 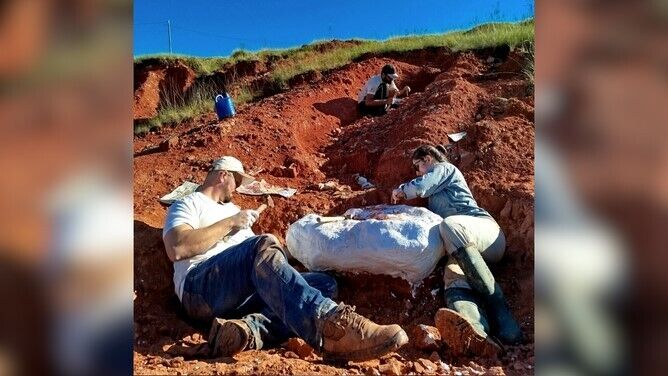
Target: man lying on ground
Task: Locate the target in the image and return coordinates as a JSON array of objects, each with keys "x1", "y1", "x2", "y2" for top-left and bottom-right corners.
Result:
[
  {"x1": 357, "y1": 64, "x2": 411, "y2": 116},
  {"x1": 162, "y1": 156, "x2": 408, "y2": 361}
]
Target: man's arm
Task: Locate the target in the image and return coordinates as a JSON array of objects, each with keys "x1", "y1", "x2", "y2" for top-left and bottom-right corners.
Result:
[
  {"x1": 397, "y1": 86, "x2": 411, "y2": 98},
  {"x1": 364, "y1": 93, "x2": 394, "y2": 107},
  {"x1": 163, "y1": 210, "x2": 258, "y2": 262}
]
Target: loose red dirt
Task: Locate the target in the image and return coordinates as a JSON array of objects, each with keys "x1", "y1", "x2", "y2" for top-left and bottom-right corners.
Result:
[
  {"x1": 134, "y1": 60, "x2": 197, "y2": 120},
  {"x1": 134, "y1": 47, "x2": 534, "y2": 375}
]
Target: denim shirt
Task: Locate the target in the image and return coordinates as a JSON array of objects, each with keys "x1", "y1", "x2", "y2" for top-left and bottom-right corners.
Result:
[{"x1": 400, "y1": 162, "x2": 492, "y2": 219}]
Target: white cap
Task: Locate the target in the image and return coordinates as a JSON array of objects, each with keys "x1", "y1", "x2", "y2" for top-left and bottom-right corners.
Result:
[
  {"x1": 211, "y1": 156, "x2": 255, "y2": 185},
  {"x1": 387, "y1": 73, "x2": 399, "y2": 80}
]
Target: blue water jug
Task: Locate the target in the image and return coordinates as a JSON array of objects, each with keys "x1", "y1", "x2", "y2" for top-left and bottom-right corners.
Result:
[{"x1": 214, "y1": 93, "x2": 236, "y2": 120}]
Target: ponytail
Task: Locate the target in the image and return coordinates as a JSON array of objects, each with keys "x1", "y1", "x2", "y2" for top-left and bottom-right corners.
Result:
[{"x1": 434, "y1": 145, "x2": 448, "y2": 155}]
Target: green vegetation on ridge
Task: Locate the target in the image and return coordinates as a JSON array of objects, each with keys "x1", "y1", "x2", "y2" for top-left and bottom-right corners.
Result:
[{"x1": 135, "y1": 19, "x2": 534, "y2": 134}]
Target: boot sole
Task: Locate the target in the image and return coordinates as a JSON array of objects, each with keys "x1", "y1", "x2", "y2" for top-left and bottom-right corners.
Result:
[
  {"x1": 209, "y1": 319, "x2": 249, "y2": 357},
  {"x1": 435, "y1": 308, "x2": 500, "y2": 357},
  {"x1": 322, "y1": 328, "x2": 409, "y2": 362}
]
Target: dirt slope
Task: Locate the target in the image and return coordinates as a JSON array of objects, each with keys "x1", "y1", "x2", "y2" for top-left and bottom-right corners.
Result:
[
  {"x1": 134, "y1": 61, "x2": 197, "y2": 120},
  {"x1": 134, "y1": 47, "x2": 534, "y2": 375}
]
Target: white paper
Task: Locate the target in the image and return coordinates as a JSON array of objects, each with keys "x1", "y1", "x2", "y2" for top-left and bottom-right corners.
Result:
[
  {"x1": 236, "y1": 179, "x2": 297, "y2": 198},
  {"x1": 159, "y1": 181, "x2": 200, "y2": 205},
  {"x1": 447, "y1": 131, "x2": 467, "y2": 143}
]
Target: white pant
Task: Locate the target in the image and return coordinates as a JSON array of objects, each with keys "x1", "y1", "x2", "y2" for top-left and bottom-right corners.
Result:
[{"x1": 439, "y1": 215, "x2": 506, "y2": 289}]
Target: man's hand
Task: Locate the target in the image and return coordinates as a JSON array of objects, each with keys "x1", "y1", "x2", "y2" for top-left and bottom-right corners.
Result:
[
  {"x1": 230, "y1": 209, "x2": 260, "y2": 229},
  {"x1": 400, "y1": 86, "x2": 411, "y2": 97},
  {"x1": 165, "y1": 208, "x2": 263, "y2": 263},
  {"x1": 391, "y1": 188, "x2": 406, "y2": 204}
]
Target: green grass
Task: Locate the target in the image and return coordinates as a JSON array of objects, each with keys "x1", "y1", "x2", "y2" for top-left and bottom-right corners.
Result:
[
  {"x1": 520, "y1": 42, "x2": 535, "y2": 88},
  {"x1": 269, "y1": 19, "x2": 534, "y2": 86},
  {"x1": 135, "y1": 19, "x2": 534, "y2": 134}
]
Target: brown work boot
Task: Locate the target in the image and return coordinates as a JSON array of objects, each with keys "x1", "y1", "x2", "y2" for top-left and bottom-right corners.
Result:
[
  {"x1": 435, "y1": 308, "x2": 501, "y2": 358},
  {"x1": 208, "y1": 318, "x2": 252, "y2": 357},
  {"x1": 321, "y1": 303, "x2": 408, "y2": 362}
]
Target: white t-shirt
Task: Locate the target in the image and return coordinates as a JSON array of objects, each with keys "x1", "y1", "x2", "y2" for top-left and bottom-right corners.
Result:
[
  {"x1": 357, "y1": 75, "x2": 399, "y2": 103},
  {"x1": 162, "y1": 192, "x2": 255, "y2": 300}
]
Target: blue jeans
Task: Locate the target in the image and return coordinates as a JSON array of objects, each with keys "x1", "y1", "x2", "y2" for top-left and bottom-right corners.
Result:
[{"x1": 181, "y1": 235, "x2": 338, "y2": 350}]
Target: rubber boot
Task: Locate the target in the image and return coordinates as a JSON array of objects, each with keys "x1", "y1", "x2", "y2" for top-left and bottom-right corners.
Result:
[
  {"x1": 435, "y1": 287, "x2": 500, "y2": 357},
  {"x1": 450, "y1": 244, "x2": 523, "y2": 345},
  {"x1": 484, "y1": 282, "x2": 523, "y2": 345},
  {"x1": 445, "y1": 287, "x2": 490, "y2": 337}
]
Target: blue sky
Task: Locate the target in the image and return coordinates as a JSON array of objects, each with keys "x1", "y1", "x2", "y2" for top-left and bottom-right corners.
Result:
[{"x1": 134, "y1": 0, "x2": 534, "y2": 57}]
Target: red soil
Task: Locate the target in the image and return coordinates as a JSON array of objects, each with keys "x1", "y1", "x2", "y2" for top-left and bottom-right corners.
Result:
[
  {"x1": 134, "y1": 48, "x2": 534, "y2": 375},
  {"x1": 133, "y1": 61, "x2": 196, "y2": 120}
]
